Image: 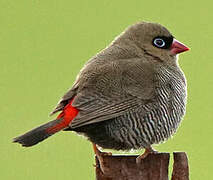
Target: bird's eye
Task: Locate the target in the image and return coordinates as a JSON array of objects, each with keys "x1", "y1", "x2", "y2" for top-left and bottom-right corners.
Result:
[{"x1": 153, "y1": 38, "x2": 166, "y2": 48}]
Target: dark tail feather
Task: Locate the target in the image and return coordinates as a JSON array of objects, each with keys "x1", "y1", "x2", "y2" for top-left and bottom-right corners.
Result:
[{"x1": 13, "y1": 118, "x2": 63, "y2": 147}]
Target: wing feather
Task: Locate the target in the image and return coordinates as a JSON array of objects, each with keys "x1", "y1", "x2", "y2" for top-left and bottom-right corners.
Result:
[{"x1": 50, "y1": 58, "x2": 156, "y2": 128}]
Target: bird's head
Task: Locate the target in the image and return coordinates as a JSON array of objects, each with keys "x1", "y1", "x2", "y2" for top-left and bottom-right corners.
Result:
[{"x1": 120, "y1": 22, "x2": 189, "y2": 64}]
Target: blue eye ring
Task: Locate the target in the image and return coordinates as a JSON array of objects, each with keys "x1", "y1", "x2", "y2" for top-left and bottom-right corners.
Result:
[{"x1": 153, "y1": 38, "x2": 166, "y2": 48}]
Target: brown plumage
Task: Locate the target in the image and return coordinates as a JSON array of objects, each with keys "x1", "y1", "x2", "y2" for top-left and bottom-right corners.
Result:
[{"x1": 13, "y1": 22, "x2": 189, "y2": 162}]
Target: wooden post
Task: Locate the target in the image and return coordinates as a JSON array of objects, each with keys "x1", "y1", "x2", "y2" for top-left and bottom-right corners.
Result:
[
  {"x1": 95, "y1": 152, "x2": 189, "y2": 180},
  {"x1": 172, "y1": 152, "x2": 189, "y2": 180}
]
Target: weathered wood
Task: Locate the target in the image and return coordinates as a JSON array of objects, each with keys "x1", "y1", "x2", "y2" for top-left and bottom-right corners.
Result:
[
  {"x1": 95, "y1": 152, "x2": 189, "y2": 180},
  {"x1": 171, "y1": 152, "x2": 189, "y2": 180},
  {"x1": 95, "y1": 153, "x2": 170, "y2": 180}
]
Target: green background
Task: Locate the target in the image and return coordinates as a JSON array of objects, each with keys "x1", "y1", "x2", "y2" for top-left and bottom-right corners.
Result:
[{"x1": 1, "y1": 0, "x2": 212, "y2": 179}]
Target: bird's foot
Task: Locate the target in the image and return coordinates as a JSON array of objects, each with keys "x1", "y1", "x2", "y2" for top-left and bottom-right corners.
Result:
[
  {"x1": 92, "y1": 143, "x2": 112, "y2": 174},
  {"x1": 93, "y1": 143, "x2": 112, "y2": 157},
  {"x1": 136, "y1": 146, "x2": 158, "y2": 164}
]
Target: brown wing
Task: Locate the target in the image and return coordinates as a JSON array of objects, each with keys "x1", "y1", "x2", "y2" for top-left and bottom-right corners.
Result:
[{"x1": 51, "y1": 58, "x2": 156, "y2": 128}]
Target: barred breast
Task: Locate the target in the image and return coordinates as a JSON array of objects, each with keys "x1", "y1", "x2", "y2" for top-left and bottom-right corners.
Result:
[{"x1": 75, "y1": 65, "x2": 187, "y2": 151}]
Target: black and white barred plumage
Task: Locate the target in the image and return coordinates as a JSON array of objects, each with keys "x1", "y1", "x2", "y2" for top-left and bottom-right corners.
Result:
[{"x1": 74, "y1": 64, "x2": 187, "y2": 150}]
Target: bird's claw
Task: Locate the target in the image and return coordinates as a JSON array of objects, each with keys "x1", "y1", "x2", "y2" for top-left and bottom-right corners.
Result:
[
  {"x1": 92, "y1": 143, "x2": 112, "y2": 174},
  {"x1": 136, "y1": 147, "x2": 158, "y2": 164}
]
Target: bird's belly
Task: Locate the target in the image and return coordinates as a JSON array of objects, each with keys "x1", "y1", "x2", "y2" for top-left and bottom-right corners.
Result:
[{"x1": 74, "y1": 102, "x2": 185, "y2": 151}]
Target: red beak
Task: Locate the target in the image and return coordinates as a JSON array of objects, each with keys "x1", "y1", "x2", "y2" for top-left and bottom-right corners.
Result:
[{"x1": 170, "y1": 39, "x2": 190, "y2": 55}]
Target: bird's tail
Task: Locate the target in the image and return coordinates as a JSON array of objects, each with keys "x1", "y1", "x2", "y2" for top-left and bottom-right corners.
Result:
[
  {"x1": 13, "y1": 118, "x2": 65, "y2": 147},
  {"x1": 13, "y1": 99, "x2": 79, "y2": 147}
]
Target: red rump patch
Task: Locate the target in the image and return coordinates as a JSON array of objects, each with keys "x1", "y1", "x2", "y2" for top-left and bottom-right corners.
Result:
[{"x1": 46, "y1": 99, "x2": 79, "y2": 134}]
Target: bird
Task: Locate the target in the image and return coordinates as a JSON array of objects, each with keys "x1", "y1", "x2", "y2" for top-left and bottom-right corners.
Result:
[{"x1": 13, "y1": 21, "x2": 189, "y2": 164}]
